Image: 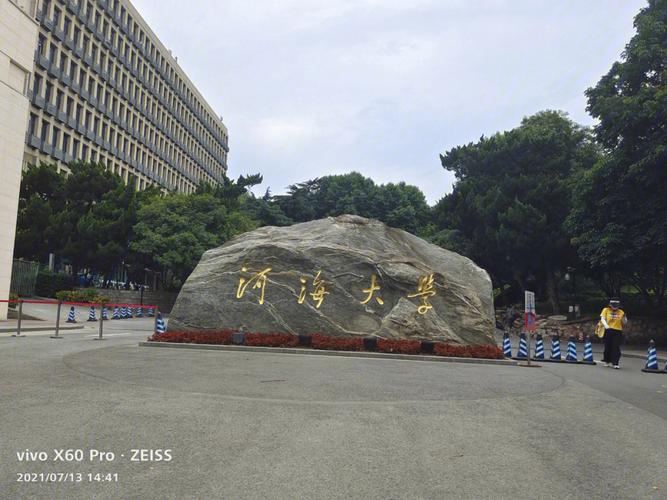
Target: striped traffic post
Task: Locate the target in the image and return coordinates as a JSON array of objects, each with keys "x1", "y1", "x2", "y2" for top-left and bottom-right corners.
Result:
[
  {"x1": 550, "y1": 334, "x2": 561, "y2": 361},
  {"x1": 533, "y1": 333, "x2": 544, "y2": 360},
  {"x1": 515, "y1": 332, "x2": 528, "y2": 359},
  {"x1": 566, "y1": 336, "x2": 578, "y2": 362},
  {"x1": 583, "y1": 335, "x2": 594, "y2": 363},
  {"x1": 502, "y1": 331, "x2": 512, "y2": 358},
  {"x1": 641, "y1": 340, "x2": 664, "y2": 373}
]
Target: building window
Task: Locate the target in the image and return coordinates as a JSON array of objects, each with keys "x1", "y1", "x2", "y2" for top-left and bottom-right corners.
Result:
[
  {"x1": 44, "y1": 81, "x2": 53, "y2": 103},
  {"x1": 49, "y1": 44, "x2": 57, "y2": 64},
  {"x1": 55, "y1": 90, "x2": 63, "y2": 111},
  {"x1": 72, "y1": 138, "x2": 80, "y2": 158},
  {"x1": 51, "y1": 127, "x2": 60, "y2": 147},
  {"x1": 38, "y1": 34, "x2": 46, "y2": 56},
  {"x1": 40, "y1": 120, "x2": 49, "y2": 142},
  {"x1": 62, "y1": 133, "x2": 70, "y2": 154},
  {"x1": 53, "y1": 7, "x2": 61, "y2": 27},
  {"x1": 28, "y1": 113, "x2": 38, "y2": 136},
  {"x1": 66, "y1": 96, "x2": 73, "y2": 116},
  {"x1": 33, "y1": 73, "x2": 42, "y2": 96}
]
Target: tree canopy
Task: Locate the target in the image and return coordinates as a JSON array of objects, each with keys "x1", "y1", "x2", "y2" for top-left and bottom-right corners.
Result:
[
  {"x1": 568, "y1": 0, "x2": 667, "y2": 304},
  {"x1": 435, "y1": 111, "x2": 599, "y2": 311}
]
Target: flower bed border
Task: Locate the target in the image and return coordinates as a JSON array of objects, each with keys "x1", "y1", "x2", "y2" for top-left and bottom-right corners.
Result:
[{"x1": 146, "y1": 330, "x2": 504, "y2": 360}]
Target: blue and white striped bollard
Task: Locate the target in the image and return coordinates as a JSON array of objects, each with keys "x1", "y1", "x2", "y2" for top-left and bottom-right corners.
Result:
[
  {"x1": 566, "y1": 336, "x2": 578, "y2": 362},
  {"x1": 550, "y1": 335, "x2": 561, "y2": 360},
  {"x1": 155, "y1": 313, "x2": 166, "y2": 336},
  {"x1": 642, "y1": 340, "x2": 660, "y2": 372},
  {"x1": 534, "y1": 334, "x2": 544, "y2": 359},
  {"x1": 502, "y1": 332, "x2": 512, "y2": 358},
  {"x1": 516, "y1": 333, "x2": 528, "y2": 359},
  {"x1": 583, "y1": 336, "x2": 594, "y2": 363},
  {"x1": 66, "y1": 306, "x2": 76, "y2": 323},
  {"x1": 112, "y1": 307, "x2": 120, "y2": 320},
  {"x1": 87, "y1": 306, "x2": 97, "y2": 322}
]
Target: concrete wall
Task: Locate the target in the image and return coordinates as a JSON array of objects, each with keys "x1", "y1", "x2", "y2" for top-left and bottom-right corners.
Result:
[{"x1": 0, "y1": 0, "x2": 38, "y2": 319}]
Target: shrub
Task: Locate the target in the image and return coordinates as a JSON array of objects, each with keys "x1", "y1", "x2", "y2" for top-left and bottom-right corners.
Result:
[
  {"x1": 35, "y1": 270, "x2": 75, "y2": 298},
  {"x1": 149, "y1": 330, "x2": 234, "y2": 344},
  {"x1": 147, "y1": 330, "x2": 505, "y2": 359},
  {"x1": 245, "y1": 332, "x2": 299, "y2": 347},
  {"x1": 8, "y1": 292, "x2": 19, "y2": 309},
  {"x1": 310, "y1": 333, "x2": 364, "y2": 351},
  {"x1": 55, "y1": 289, "x2": 109, "y2": 304},
  {"x1": 434, "y1": 343, "x2": 504, "y2": 359},
  {"x1": 376, "y1": 338, "x2": 422, "y2": 354}
]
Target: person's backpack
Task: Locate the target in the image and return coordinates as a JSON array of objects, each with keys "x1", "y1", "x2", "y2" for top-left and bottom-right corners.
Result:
[{"x1": 595, "y1": 321, "x2": 605, "y2": 338}]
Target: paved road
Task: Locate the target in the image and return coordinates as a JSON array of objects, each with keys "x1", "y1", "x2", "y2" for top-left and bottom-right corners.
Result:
[{"x1": 0, "y1": 317, "x2": 665, "y2": 499}]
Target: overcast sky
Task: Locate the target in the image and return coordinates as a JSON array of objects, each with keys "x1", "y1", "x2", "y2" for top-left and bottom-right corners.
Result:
[{"x1": 132, "y1": 0, "x2": 645, "y2": 204}]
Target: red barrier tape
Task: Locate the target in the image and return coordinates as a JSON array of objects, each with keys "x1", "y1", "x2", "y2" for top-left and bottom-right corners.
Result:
[{"x1": 0, "y1": 299, "x2": 157, "y2": 308}]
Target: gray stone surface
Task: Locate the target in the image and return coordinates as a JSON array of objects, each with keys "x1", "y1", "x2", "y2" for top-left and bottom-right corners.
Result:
[{"x1": 170, "y1": 215, "x2": 495, "y2": 344}]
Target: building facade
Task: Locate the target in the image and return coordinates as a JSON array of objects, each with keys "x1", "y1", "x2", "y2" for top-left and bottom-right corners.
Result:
[
  {"x1": 1, "y1": 0, "x2": 229, "y2": 318},
  {"x1": 25, "y1": 0, "x2": 229, "y2": 193},
  {"x1": 1, "y1": 0, "x2": 39, "y2": 320}
]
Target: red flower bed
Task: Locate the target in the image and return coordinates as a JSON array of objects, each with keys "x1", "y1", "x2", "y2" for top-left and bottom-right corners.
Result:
[
  {"x1": 434, "y1": 343, "x2": 504, "y2": 359},
  {"x1": 376, "y1": 338, "x2": 422, "y2": 354},
  {"x1": 244, "y1": 332, "x2": 299, "y2": 347},
  {"x1": 310, "y1": 333, "x2": 363, "y2": 351},
  {"x1": 148, "y1": 330, "x2": 504, "y2": 359},
  {"x1": 149, "y1": 330, "x2": 234, "y2": 344}
]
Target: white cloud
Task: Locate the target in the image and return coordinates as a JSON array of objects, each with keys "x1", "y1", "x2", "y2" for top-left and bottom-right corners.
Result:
[
  {"x1": 132, "y1": 0, "x2": 646, "y2": 204},
  {"x1": 252, "y1": 116, "x2": 322, "y2": 149}
]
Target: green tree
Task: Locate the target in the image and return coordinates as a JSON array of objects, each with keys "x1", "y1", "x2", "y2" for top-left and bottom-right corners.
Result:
[
  {"x1": 436, "y1": 111, "x2": 599, "y2": 312},
  {"x1": 14, "y1": 163, "x2": 65, "y2": 261},
  {"x1": 272, "y1": 172, "x2": 430, "y2": 234},
  {"x1": 131, "y1": 192, "x2": 257, "y2": 289},
  {"x1": 53, "y1": 162, "x2": 125, "y2": 275},
  {"x1": 568, "y1": 0, "x2": 667, "y2": 305}
]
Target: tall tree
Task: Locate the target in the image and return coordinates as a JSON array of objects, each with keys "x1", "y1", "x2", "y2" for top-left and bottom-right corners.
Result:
[
  {"x1": 130, "y1": 192, "x2": 257, "y2": 289},
  {"x1": 569, "y1": 0, "x2": 667, "y2": 305},
  {"x1": 272, "y1": 172, "x2": 431, "y2": 234},
  {"x1": 437, "y1": 111, "x2": 599, "y2": 312},
  {"x1": 14, "y1": 163, "x2": 65, "y2": 261}
]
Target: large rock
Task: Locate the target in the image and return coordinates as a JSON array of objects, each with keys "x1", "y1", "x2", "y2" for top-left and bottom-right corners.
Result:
[{"x1": 169, "y1": 215, "x2": 495, "y2": 344}]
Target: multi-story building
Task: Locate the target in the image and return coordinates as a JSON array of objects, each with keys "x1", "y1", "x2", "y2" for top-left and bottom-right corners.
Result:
[
  {"x1": 0, "y1": 0, "x2": 230, "y2": 318},
  {"x1": 25, "y1": 0, "x2": 229, "y2": 193},
  {"x1": 1, "y1": 0, "x2": 39, "y2": 320}
]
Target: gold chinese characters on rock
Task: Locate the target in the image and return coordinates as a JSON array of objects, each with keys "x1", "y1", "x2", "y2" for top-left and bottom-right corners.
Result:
[{"x1": 236, "y1": 268, "x2": 438, "y2": 314}]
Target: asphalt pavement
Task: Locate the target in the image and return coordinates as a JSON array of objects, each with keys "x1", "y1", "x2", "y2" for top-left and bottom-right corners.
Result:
[{"x1": 0, "y1": 305, "x2": 665, "y2": 499}]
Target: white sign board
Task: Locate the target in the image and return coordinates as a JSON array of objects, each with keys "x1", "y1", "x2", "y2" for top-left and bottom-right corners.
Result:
[{"x1": 524, "y1": 291, "x2": 536, "y2": 332}]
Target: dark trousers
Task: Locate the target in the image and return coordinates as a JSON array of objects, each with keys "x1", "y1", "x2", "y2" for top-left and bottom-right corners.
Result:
[{"x1": 603, "y1": 329, "x2": 623, "y2": 365}]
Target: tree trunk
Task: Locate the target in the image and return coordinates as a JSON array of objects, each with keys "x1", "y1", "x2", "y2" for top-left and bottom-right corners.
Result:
[{"x1": 546, "y1": 268, "x2": 560, "y2": 314}]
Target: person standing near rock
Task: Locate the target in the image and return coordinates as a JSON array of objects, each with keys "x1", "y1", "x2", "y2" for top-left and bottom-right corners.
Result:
[{"x1": 600, "y1": 298, "x2": 628, "y2": 369}]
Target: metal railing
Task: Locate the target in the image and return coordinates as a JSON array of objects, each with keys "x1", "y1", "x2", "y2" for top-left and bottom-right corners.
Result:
[
  {"x1": 10, "y1": 259, "x2": 40, "y2": 296},
  {"x1": 1, "y1": 299, "x2": 160, "y2": 340}
]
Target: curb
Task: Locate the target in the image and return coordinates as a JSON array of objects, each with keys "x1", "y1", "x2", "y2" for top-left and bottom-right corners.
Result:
[
  {"x1": 0, "y1": 325, "x2": 84, "y2": 333},
  {"x1": 619, "y1": 352, "x2": 667, "y2": 363},
  {"x1": 138, "y1": 341, "x2": 518, "y2": 366}
]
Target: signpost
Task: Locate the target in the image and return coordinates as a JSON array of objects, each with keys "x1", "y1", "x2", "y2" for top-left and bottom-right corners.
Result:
[{"x1": 524, "y1": 291, "x2": 536, "y2": 366}]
